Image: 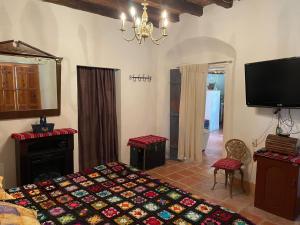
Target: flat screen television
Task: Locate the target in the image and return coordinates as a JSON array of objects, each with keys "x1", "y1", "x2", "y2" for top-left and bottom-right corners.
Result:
[{"x1": 245, "y1": 57, "x2": 300, "y2": 108}]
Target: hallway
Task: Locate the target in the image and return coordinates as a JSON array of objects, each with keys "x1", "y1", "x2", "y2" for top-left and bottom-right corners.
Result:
[{"x1": 203, "y1": 130, "x2": 224, "y2": 165}]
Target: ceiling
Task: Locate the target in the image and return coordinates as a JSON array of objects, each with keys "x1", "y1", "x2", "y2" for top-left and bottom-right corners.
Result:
[{"x1": 42, "y1": 0, "x2": 234, "y2": 27}]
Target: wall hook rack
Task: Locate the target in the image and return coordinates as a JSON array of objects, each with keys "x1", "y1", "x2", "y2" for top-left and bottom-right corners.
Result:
[{"x1": 129, "y1": 74, "x2": 152, "y2": 82}]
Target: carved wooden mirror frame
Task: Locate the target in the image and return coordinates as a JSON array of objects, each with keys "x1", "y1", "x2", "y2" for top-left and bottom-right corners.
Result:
[{"x1": 0, "y1": 40, "x2": 62, "y2": 120}]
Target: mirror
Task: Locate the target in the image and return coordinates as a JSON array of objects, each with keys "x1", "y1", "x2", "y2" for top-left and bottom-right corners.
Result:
[{"x1": 0, "y1": 40, "x2": 62, "y2": 120}]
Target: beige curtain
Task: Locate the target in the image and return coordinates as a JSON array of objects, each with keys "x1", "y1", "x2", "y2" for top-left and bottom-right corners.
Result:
[
  {"x1": 178, "y1": 64, "x2": 208, "y2": 161},
  {"x1": 222, "y1": 63, "x2": 234, "y2": 157}
]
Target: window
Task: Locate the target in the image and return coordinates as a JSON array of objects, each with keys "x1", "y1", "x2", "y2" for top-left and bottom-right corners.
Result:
[{"x1": 0, "y1": 63, "x2": 41, "y2": 112}]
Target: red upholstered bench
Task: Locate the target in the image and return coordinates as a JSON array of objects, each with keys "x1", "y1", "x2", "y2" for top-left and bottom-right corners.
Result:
[{"x1": 211, "y1": 139, "x2": 249, "y2": 198}]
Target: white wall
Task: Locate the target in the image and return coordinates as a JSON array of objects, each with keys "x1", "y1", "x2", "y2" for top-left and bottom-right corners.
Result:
[
  {"x1": 1, "y1": 0, "x2": 300, "y2": 187},
  {"x1": 0, "y1": 0, "x2": 158, "y2": 188},
  {"x1": 155, "y1": 0, "x2": 300, "y2": 183}
]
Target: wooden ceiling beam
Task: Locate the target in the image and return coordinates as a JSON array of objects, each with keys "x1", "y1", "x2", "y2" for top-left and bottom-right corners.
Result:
[
  {"x1": 133, "y1": 0, "x2": 203, "y2": 16},
  {"x1": 157, "y1": 0, "x2": 203, "y2": 16},
  {"x1": 43, "y1": 0, "x2": 179, "y2": 27},
  {"x1": 43, "y1": 0, "x2": 120, "y2": 19},
  {"x1": 212, "y1": 0, "x2": 233, "y2": 8},
  {"x1": 43, "y1": 0, "x2": 235, "y2": 26},
  {"x1": 83, "y1": 0, "x2": 180, "y2": 22}
]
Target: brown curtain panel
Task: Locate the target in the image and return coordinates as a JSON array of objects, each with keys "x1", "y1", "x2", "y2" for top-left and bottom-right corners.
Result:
[{"x1": 77, "y1": 66, "x2": 118, "y2": 170}]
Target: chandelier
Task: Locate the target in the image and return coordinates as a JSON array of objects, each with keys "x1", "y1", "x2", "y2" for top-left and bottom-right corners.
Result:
[{"x1": 120, "y1": 0, "x2": 169, "y2": 45}]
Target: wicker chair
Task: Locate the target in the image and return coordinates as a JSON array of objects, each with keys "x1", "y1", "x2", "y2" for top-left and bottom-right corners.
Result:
[{"x1": 211, "y1": 139, "x2": 249, "y2": 198}]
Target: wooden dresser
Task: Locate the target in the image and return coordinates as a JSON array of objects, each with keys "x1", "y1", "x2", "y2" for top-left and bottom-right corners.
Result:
[{"x1": 255, "y1": 153, "x2": 300, "y2": 220}]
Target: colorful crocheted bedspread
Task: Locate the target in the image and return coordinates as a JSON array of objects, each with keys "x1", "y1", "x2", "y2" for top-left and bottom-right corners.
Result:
[{"x1": 6, "y1": 162, "x2": 254, "y2": 225}]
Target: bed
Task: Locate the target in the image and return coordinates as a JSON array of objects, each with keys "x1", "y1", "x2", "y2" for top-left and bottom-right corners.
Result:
[{"x1": 5, "y1": 162, "x2": 254, "y2": 225}]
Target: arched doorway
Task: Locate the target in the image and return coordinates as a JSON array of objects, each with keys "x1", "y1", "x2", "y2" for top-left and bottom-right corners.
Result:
[{"x1": 165, "y1": 36, "x2": 236, "y2": 161}]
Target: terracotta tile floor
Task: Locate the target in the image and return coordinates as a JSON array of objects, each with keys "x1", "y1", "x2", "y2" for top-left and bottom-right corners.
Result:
[{"x1": 147, "y1": 131, "x2": 300, "y2": 225}]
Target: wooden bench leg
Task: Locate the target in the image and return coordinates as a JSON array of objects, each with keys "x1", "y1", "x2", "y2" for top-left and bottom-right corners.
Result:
[
  {"x1": 239, "y1": 168, "x2": 246, "y2": 193},
  {"x1": 225, "y1": 170, "x2": 228, "y2": 188},
  {"x1": 229, "y1": 171, "x2": 234, "y2": 198},
  {"x1": 211, "y1": 168, "x2": 218, "y2": 190}
]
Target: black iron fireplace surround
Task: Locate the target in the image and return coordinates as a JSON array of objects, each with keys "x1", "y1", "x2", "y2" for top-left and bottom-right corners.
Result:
[{"x1": 14, "y1": 134, "x2": 74, "y2": 186}]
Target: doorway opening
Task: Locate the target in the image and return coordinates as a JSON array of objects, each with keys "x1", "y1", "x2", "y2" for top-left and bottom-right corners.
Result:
[
  {"x1": 169, "y1": 62, "x2": 232, "y2": 164},
  {"x1": 203, "y1": 65, "x2": 225, "y2": 162}
]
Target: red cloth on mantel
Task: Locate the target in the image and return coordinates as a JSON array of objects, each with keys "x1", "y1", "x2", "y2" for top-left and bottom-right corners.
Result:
[
  {"x1": 254, "y1": 150, "x2": 300, "y2": 165},
  {"x1": 11, "y1": 128, "x2": 78, "y2": 140},
  {"x1": 127, "y1": 135, "x2": 168, "y2": 149}
]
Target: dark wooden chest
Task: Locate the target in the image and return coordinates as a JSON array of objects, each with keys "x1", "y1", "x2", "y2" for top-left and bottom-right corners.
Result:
[
  {"x1": 255, "y1": 154, "x2": 300, "y2": 220},
  {"x1": 130, "y1": 141, "x2": 166, "y2": 170}
]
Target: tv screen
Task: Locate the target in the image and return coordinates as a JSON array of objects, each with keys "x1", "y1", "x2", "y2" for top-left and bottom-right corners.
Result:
[{"x1": 245, "y1": 57, "x2": 300, "y2": 108}]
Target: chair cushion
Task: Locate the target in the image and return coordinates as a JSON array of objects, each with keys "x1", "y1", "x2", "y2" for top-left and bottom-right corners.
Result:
[{"x1": 212, "y1": 158, "x2": 242, "y2": 170}]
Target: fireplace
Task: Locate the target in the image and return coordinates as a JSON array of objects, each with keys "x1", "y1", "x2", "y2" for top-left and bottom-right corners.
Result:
[
  {"x1": 30, "y1": 149, "x2": 66, "y2": 183},
  {"x1": 12, "y1": 129, "x2": 76, "y2": 186}
]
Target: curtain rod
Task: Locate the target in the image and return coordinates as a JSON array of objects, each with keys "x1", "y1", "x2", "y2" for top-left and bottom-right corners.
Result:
[
  {"x1": 208, "y1": 60, "x2": 233, "y2": 65},
  {"x1": 77, "y1": 65, "x2": 120, "y2": 70},
  {"x1": 176, "y1": 60, "x2": 233, "y2": 69}
]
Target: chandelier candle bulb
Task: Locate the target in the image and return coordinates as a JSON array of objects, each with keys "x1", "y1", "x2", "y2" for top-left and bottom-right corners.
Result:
[
  {"x1": 120, "y1": 13, "x2": 126, "y2": 30},
  {"x1": 136, "y1": 17, "x2": 141, "y2": 26},
  {"x1": 130, "y1": 7, "x2": 136, "y2": 18},
  {"x1": 162, "y1": 10, "x2": 168, "y2": 19}
]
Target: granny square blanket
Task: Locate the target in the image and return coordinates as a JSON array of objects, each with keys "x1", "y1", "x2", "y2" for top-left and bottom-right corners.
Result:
[{"x1": 6, "y1": 162, "x2": 254, "y2": 225}]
